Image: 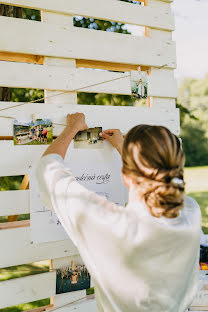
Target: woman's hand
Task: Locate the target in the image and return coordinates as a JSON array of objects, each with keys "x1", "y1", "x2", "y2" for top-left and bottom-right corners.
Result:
[
  {"x1": 100, "y1": 129, "x2": 124, "y2": 155},
  {"x1": 67, "y1": 113, "x2": 88, "y2": 134}
]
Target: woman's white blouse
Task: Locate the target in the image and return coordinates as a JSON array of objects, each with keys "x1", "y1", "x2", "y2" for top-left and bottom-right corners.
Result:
[{"x1": 36, "y1": 154, "x2": 201, "y2": 312}]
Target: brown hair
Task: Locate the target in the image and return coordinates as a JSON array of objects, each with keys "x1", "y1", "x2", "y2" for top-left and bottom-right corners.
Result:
[{"x1": 122, "y1": 125, "x2": 185, "y2": 219}]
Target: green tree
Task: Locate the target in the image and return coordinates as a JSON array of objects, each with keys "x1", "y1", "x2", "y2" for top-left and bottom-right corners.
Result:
[{"x1": 181, "y1": 123, "x2": 208, "y2": 167}]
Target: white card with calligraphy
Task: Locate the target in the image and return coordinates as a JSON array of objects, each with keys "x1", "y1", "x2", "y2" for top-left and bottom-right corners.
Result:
[{"x1": 30, "y1": 142, "x2": 127, "y2": 243}]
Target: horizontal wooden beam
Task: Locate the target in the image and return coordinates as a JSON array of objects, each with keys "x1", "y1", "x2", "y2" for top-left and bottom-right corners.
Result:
[
  {"x1": 0, "y1": 0, "x2": 174, "y2": 30},
  {"x1": 0, "y1": 220, "x2": 30, "y2": 230},
  {"x1": 0, "y1": 52, "x2": 150, "y2": 71},
  {"x1": 25, "y1": 304, "x2": 53, "y2": 312},
  {"x1": 0, "y1": 52, "x2": 44, "y2": 64},
  {"x1": 0, "y1": 271, "x2": 56, "y2": 309},
  {"x1": 0, "y1": 61, "x2": 177, "y2": 97},
  {"x1": 0, "y1": 105, "x2": 179, "y2": 176},
  {"x1": 0, "y1": 225, "x2": 78, "y2": 269},
  {"x1": 0, "y1": 16, "x2": 176, "y2": 68},
  {"x1": 76, "y1": 59, "x2": 149, "y2": 72}
]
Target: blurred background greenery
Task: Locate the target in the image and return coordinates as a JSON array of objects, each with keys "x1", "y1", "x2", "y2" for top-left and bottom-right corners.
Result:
[{"x1": 0, "y1": 2, "x2": 207, "y2": 311}]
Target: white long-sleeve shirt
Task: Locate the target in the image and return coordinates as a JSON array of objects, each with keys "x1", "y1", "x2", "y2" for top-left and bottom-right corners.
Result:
[{"x1": 36, "y1": 154, "x2": 201, "y2": 312}]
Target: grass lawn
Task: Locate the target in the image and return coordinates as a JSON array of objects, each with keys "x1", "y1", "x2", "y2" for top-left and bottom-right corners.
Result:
[
  {"x1": 184, "y1": 166, "x2": 208, "y2": 234},
  {"x1": 0, "y1": 166, "x2": 207, "y2": 311}
]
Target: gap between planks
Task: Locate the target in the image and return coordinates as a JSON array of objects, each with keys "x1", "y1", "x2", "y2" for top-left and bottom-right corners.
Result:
[{"x1": 0, "y1": 52, "x2": 149, "y2": 72}]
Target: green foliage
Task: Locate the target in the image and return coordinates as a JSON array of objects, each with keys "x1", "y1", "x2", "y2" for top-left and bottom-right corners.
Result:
[
  {"x1": 176, "y1": 100, "x2": 198, "y2": 127},
  {"x1": 0, "y1": 299, "x2": 50, "y2": 312},
  {"x1": 11, "y1": 88, "x2": 44, "y2": 103},
  {"x1": 181, "y1": 123, "x2": 208, "y2": 167},
  {"x1": 0, "y1": 176, "x2": 23, "y2": 191},
  {"x1": 178, "y1": 75, "x2": 208, "y2": 167}
]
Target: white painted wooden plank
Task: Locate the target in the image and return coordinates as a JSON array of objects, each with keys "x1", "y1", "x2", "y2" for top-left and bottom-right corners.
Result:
[
  {"x1": 0, "y1": 227, "x2": 78, "y2": 268},
  {"x1": 54, "y1": 298, "x2": 96, "y2": 312},
  {"x1": 145, "y1": 1, "x2": 176, "y2": 110},
  {"x1": 0, "y1": 103, "x2": 180, "y2": 135},
  {"x1": 0, "y1": 0, "x2": 174, "y2": 31},
  {"x1": 0, "y1": 16, "x2": 176, "y2": 68},
  {"x1": 0, "y1": 61, "x2": 177, "y2": 98},
  {"x1": 53, "y1": 291, "x2": 87, "y2": 309},
  {"x1": 42, "y1": 10, "x2": 79, "y2": 309},
  {"x1": 0, "y1": 190, "x2": 29, "y2": 216},
  {"x1": 147, "y1": 0, "x2": 173, "y2": 41},
  {"x1": 150, "y1": 98, "x2": 176, "y2": 110},
  {"x1": 0, "y1": 271, "x2": 56, "y2": 309},
  {"x1": 0, "y1": 105, "x2": 180, "y2": 176},
  {"x1": 42, "y1": 10, "x2": 77, "y2": 105}
]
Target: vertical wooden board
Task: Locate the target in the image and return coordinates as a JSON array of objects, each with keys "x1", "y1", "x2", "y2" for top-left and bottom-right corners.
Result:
[
  {"x1": 41, "y1": 9, "x2": 79, "y2": 307},
  {"x1": 150, "y1": 97, "x2": 176, "y2": 110},
  {"x1": 0, "y1": 272, "x2": 56, "y2": 309},
  {"x1": 148, "y1": 68, "x2": 177, "y2": 98},
  {"x1": 146, "y1": 0, "x2": 176, "y2": 109}
]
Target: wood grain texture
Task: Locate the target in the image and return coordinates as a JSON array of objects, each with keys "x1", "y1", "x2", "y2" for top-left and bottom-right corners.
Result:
[
  {"x1": 0, "y1": 272, "x2": 56, "y2": 309},
  {"x1": 0, "y1": 16, "x2": 176, "y2": 68},
  {"x1": 0, "y1": 52, "x2": 44, "y2": 64},
  {"x1": 0, "y1": 61, "x2": 177, "y2": 98},
  {"x1": 0, "y1": 0, "x2": 174, "y2": 30}
]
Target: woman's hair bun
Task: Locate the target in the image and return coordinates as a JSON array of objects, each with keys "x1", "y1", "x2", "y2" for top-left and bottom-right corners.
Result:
[{"x1": 122, "y1": 125, "x2": 185, "y2": 219}]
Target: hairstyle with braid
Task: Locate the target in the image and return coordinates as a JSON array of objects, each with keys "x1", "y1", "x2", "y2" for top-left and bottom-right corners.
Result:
[{"x1": 122, "y1": 125, "x2": 185, "y2": 219}]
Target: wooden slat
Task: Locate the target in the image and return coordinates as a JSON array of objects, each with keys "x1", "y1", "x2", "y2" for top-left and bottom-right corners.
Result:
[
  {"x1": 49, "y1": 297, "x2": 96, "y2": 312},
  {"x1": 0, "y1": 52, "x2": 44, "y2": 64},
  {"x1": 0, "y1": 272, "x2": 56, "y2": 309},
  {"x1": 25, "y1": 304, "x2": 53, "y2": 312},
  {"x1": 0, "y1": 52, "x2": 148, "y2": 71},
  {"x1": 0, "y1": 16, "x2": 176, "y2": 68},
  {"x1": 0, "y1": 104, "x2": 180, "y2": 173},
  {"x1": 0, "y1": 226, "x2": 78, "y2": 268},
  {"x1": 0, "y1": 190, "x2": 29, "y2": 217},
  {"x1": 0, "y1": 220, "x2": 30, "y2": 230},
  {"x1": 145, "y1": 0, "x2": 176, "y2": 110},
  {"x1": 0, "y1": 61, "x2": 177, "y2": 98},
  {"x1": 0, "y1": 0, "x2": 174, "y2": 30},
  {"x1": 76, "y1": 60, "x2": 149, "y2": 72},
  {"x1": 150, "y1": 97, "x2": 176, "y2": 109}
]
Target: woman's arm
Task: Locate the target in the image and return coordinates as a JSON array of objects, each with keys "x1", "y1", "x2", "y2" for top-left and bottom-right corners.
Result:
[{"x1": 43, "y1": 113, "x2": 88, "y2": 159}]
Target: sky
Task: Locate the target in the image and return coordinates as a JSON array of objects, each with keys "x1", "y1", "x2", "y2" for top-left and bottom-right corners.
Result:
[
  {"x1": 172, "y1": 0, "x2": 208, "y2": 79},
  {"x1": 126, "y1": 0, "x2": 208, "y2": 80}
]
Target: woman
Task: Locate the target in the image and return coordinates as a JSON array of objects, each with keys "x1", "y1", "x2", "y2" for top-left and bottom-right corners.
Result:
[{"x1": 36, "y1": 113, "x2": 201, "y2": 312}]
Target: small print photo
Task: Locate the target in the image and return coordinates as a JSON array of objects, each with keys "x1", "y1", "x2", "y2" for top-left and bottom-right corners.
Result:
[
  {"x1": 74, "y1": 127, "x2": 103, "y2": 149},
  {"x1": 56, "y1": 259, "x2": 91, "y2": 294},
  {"x1": 14, "y1": 118, "x2": 53, "y2": 145},
  {"x1": 131, "y1": 71, "x2": 148, "y2": 99}
]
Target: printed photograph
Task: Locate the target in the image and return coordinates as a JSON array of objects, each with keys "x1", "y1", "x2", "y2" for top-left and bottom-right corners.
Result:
[
  {"x1": 56, "y1": 260, "x2": 91, "y2": 294},
  {"x1": 13, "y1": 118, "x2": 53, "y2": 145},
  {"x1": 74, "y1": 127, "x2": 103, "y2": 149},
  {"x1": 131, "y1": 70, "x2": 148, "y2": 99}
]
